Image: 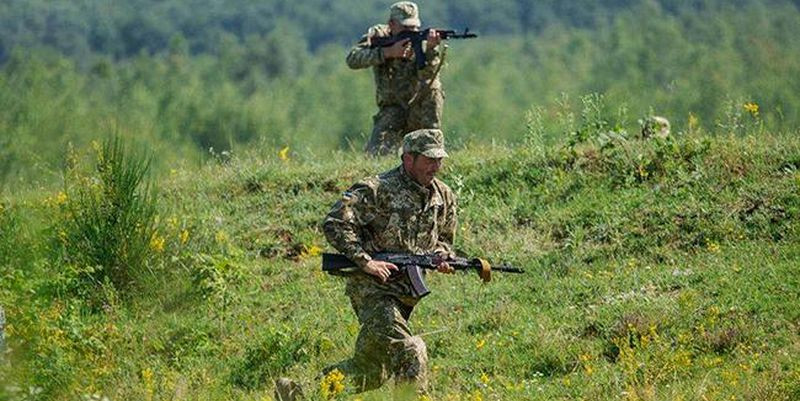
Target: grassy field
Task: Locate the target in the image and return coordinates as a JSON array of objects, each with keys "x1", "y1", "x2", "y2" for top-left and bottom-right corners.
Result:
[{"x1": 1, "y1": 122, "x2": 800, "y2": 400}]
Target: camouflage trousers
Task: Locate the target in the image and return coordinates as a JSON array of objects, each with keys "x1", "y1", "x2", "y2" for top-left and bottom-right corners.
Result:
[
  {"x1": 324, "y1": 287, "x2": 428, "y2": 393},
  {"x1": 364, "y1": 88, "x2": 444, "y2": 156}
]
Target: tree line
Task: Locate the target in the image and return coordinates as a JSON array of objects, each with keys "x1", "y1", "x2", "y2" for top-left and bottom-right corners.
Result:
[
  {"x1": 1, "y1": 0, "x2": 799, "y2": 189},
  {"x1": 2, "y1": 0, "x2": 798, "y2": 62}
]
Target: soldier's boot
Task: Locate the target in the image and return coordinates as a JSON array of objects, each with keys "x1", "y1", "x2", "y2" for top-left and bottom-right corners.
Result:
[{"x1": 274, "y1": 377, "x2": 304, "y2": 401}]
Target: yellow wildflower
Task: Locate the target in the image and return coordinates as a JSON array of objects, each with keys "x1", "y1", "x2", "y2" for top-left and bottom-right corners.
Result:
[
  {"x1": 480, "y1": 372, "x2": 490, "y2": 386},
  {"x1": 180, "y1": 229, "x2": 190, "y2": 244},
  {"x1": 743, "y1": 102, "x2": 759, "y2": 117},
  {"x1": 674, "y1": 351, "x2": 692, "y2": 368},
  {"x1": 471, "y1": 390, "x2": 483, "y2": 401},
  {"x1": 215, "y1": 230, "x2": 228, "y2": 244},
  {"x1": 55, "y1": 191, "x2": 68, "y2": 205},
  {"x1": 707, "y1": 242, "x2": 720, "y2": 253},
  {"x1": 320, "y1": 369, "x2": 345, "y2": 399},
  {"x1": 638, "y1": 164, "x2": 649, "y2": 179},
  {"x1": 141, "y1": 368, "x2": 155, "y2": 401},
  {"x1": 278, "y1": 146, "x2": 290, "y2": 161},
  {"x1": 150, "y1": 233, "x2": 165, "y2": 253},
  {"x1": 688, "y1": 112, "x2": 699, "y2": 131},
  {"x1": 301, "y1": 244, "x2": 323, "y2": 258},
  {"x1": 476, "y1": 338, "x2": 486, "y2": 350}
]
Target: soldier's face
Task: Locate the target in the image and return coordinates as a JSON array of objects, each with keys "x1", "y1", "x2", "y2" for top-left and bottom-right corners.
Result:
[
  {"x1": 404, "y1": 153, "x2": 442, "y2": 186},
  {"x1": 388, "y1": 19, "x2": 419, "y2": 34}
]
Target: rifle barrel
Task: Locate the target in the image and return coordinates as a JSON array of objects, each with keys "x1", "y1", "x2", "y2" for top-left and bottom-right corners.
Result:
[{"x1": 491, "y1": 265, "x2": 525, "y2": 273}]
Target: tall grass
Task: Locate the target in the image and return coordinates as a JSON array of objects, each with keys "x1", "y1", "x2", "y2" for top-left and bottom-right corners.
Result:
[{"x1": 52, "y1": 137, "x2": 157, "y2": 302}]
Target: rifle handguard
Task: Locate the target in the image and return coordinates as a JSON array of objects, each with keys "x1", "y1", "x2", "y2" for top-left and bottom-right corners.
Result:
[{"x1": 476, "y1": 258, "x2": 491, "y2": 283}]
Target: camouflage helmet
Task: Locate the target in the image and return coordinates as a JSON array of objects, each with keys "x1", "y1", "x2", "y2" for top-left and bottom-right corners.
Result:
[
  {"x1": 641, "y1": 116, "x2": 671, "y2": 139},
  {"x1": 390, "y1": 1, "x2": 421, "y2": 27},
  {"x1": 403, "y1": 129, "x2": 448, "y2": 158}
]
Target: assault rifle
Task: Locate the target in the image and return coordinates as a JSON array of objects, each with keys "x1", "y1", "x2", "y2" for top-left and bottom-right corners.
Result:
[
  {"x1": 369, "y1": 28, "x2": 477, "y2": 69},
  {"x1": 322, "y1": 252, "x2": 523, "y2": 298}
]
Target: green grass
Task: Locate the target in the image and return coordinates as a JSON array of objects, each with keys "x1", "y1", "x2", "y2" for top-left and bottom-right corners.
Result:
[{"x1": 1, "y1": 129, "x2": 800, "y2": 400}]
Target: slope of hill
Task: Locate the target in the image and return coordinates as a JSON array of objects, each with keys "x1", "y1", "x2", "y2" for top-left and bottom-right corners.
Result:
[{"x1": 1, "y1": 125, "x2": 799, "y2": 400}]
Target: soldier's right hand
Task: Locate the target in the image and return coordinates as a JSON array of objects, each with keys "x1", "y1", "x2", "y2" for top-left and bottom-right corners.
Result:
[
  {"x1": 364, "y1": 260, "x2": 399, "y2": 282},
  {"x1": 382, "y1": 39, "x2": 411, "y2": 59}
]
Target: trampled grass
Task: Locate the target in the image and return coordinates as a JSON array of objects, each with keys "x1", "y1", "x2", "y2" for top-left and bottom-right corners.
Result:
[{"x1": 1, "y1": 128, "x2": 799, "y2": 400}]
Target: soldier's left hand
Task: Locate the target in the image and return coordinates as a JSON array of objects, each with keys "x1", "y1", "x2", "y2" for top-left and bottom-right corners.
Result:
[
  {"x1": 433, "y1": 253, "x2": 455, "y2": 274},
  {"x1": 426, "y1": 29, "x2": 441, "y2": 52},
  {"x1": 436, "y1": 261, "x2": 454, "y2": 274}
]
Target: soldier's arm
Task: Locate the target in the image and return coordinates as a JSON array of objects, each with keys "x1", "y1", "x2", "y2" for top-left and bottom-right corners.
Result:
[
  {"x1": 433, "y1": 186, "x2": 457, "y2": 256},
  {"x1": 322, "y1": 182, "x2": 378, "y2": 268},
  {"x1": 346, "y1": 26, "x2": 387, "y2": 69},
  {"x1": 416, "y1": 40, "x2": 445, "y2": 84}
]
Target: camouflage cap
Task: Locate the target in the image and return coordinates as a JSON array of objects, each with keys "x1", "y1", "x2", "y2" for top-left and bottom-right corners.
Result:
[
  {"x1": 641, "y1": 116, "x2": 671, "y2": 139},
  {"x1": 403, "y1": 129, "x2": 448, "y2": 158},
  {"x1": 390, "y1": 1, "x2": 421, "y2": 27}
]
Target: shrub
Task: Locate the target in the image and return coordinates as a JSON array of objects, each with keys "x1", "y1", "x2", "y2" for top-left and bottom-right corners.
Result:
[{"x1": 53, "y1": 137, "x2": 158, "y2": 301}]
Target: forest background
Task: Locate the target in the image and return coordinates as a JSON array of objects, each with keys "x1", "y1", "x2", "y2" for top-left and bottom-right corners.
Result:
[{"x1": 2, "y1": 0, "x2": 800, "y2": 188}]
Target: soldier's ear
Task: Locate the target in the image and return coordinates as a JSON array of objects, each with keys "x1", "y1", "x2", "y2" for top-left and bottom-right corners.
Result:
[{"x1": 401, "y1": 152, "x2": 413, "y2": 166}]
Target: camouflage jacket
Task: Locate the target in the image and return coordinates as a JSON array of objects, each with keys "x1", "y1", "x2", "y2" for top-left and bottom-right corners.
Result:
[
  {"x1": 323, "y1": 165, "x2": 457, "y2": 305},
  {"x1": 346, "y1": 24, "x2": 444, "y2": 108}
]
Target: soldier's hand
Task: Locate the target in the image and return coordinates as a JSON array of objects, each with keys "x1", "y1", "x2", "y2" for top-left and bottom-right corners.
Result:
[
  {"x1": 436, "y1": 261, "x2": 454, "y2": 274},
  {"x1": 364, "y1": 260, "x2": 399, "y2": 282},
  {"x1": 426, "y1": 29, "x2": 441, "y2": 52},
  {"x1": 383, "y1": 39, "x2": 411, "y2": 59},
  {"x1": 433, "y1": 252, "x2": 455, "y2": 274}
]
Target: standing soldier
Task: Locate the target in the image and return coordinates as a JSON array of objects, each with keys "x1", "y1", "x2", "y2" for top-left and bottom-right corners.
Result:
[{"x1": 347, "y1": 2, "x2": 446, "y2": 155}]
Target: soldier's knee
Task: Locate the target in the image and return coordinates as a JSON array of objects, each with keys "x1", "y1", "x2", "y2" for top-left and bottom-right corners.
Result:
[
  {"x1": 394, "y1": 335, "x2": 427, "y2": 373},
  {"x1": 407, "y1": 335, "x2": 427, "y2": 361},
  {"x1": 392, "y1": 335, "x2": 429, "y2": 391}
]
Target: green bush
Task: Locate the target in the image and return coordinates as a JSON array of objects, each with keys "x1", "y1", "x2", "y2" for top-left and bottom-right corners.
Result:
[{"x1": 52, "y1": 137, "x2": 158, "y2": 301}]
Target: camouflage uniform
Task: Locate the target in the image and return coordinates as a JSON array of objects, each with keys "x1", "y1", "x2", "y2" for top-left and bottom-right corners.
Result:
[
  {"x1": 347, "y1": 3, "x2": 446, "y2": 155},
  {"x1": 322, "y1": 129, "x2": 456, "y2": 393},
  {"x1": 641, "y1": 116, "x2": 671, "y2": 139}
]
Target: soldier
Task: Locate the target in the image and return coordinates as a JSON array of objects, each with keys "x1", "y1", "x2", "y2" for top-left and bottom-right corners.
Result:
[
  {"x1": 347, "y1": 1, "x2": 446, "y2": 155},
  {"x1": 275, "y1": 129, "x2": 457, "y2": 400},
  {"x1": 323, "y1": 128, "x2": 456, "y2": 394},
  {"x1": 641, "y1": 116, "x2": 671, "y2": 139}
]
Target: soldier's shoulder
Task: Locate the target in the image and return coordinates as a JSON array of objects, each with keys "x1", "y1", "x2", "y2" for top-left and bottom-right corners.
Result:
[
  {"x1": 366, "y1": 24, "x2": 391, "y2": 38},
  {"x1": 349, "y1": 174, "x2": 382, "y2": 193},
  {"x1": 375, "y1": 167, "x2": 401, "y2": 181},
  {"x1": 334, "y1": 175, "x2": 381, "y2": 207},
  {"x1": 432, "y1": 178, "x2": 456, "y2": 200}
]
